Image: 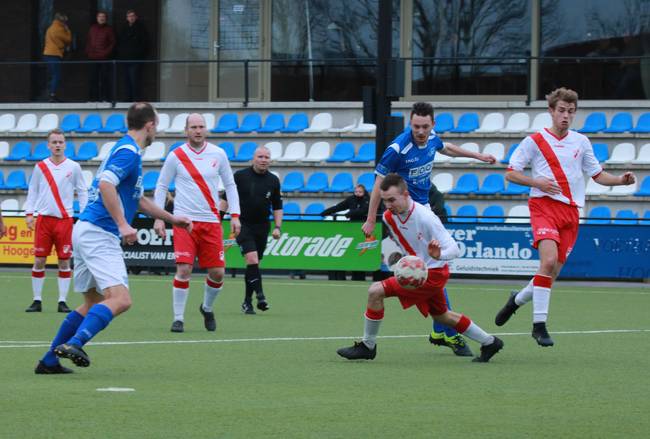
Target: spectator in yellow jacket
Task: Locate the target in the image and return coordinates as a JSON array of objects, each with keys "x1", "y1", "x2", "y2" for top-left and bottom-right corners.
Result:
[{"x1": 43, "y1": 13, "x2": 72, "y2": 102}]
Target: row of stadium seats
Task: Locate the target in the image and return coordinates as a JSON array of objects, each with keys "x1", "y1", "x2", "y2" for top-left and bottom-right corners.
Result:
[
  {"x1": 477, "y1": 111, "x2": 650, "y2": 134},
  {"x1": 437, "y1": 172, "x2": 650, "y2": 197},
  {"x1": 2, "y1": 196, "x2": 647, "y2": 225},
  {"x1": 4, "y1": 139, "x2": 650, "y2": 165},
  {"x1": 445, "y1": 204, "x2": 650, "y2": 225},
  {"x1": 0, "y1": 112, "x2": 377, "y2": 135},
  {"x1": 437, "y1": 142, "x2": 650, "y2": 165},
  {"x1": 2, "y1": 167, "x2": 649, "y2": 197},
  {"x1": 4, "y1": 110, "x2": 650, "y2": 136},
  {"x1": 0, "y1": 140, "x2": 376, "y2": 163}
]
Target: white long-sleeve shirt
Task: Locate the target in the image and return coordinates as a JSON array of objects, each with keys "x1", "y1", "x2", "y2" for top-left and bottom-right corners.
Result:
[
  {"x1": 154, "y1": 142, "x2": 240, "y2": 222},
  {"x1": 383, "y1": 200, "x2": 460, "y2": 269},
  {"x1": 23, "y1": 158, "x2": 88, "y2": 217},
  {"x1": 508, "y1": 128, "x2": 602, "y2": 208}
]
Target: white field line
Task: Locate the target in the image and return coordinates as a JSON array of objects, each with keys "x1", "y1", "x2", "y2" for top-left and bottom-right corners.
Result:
[
  {"x1": 1, "y1": 329, "x2": 649, "y2": 349},
  {"x1": 0, "y1": 274, "x2": 648, "y2": 295}
]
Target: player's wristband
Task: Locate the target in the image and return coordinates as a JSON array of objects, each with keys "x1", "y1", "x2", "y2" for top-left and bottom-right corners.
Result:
[
  {"x1": 26, "y1": 213, "x2": 33, "y2": 217},
  {"x1": 231, "y1": 213, "x2": 240, "y2": 218},
  {"x1": 274, "y1": 225, "x2": 281, "y2": 231}
]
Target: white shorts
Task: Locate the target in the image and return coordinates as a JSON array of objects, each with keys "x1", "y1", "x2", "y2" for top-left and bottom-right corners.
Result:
[{"x1": 72, "y1": 220, "x2": 129, "y2": 294}]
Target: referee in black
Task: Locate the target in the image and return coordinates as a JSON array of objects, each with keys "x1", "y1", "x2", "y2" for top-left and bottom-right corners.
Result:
[{"x1": 231, "y1": 145, "x2": 283, "y2": 314}]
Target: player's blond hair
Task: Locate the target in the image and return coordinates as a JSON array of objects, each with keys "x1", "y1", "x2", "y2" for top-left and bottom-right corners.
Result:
[{"x1": 546, "y1": 87, "x2": 579, "y2": 109}]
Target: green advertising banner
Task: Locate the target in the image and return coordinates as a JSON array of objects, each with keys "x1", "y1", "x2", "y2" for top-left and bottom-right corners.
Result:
[
  {"x1": 221, "y1": 221, "x2": 381, "y2": 270},
  {"x1": 120, "y1": 219, "x2": 381, "y2": 271}
]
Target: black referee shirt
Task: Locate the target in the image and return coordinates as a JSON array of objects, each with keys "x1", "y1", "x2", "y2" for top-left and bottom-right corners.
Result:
[{"x1": 234, "y1": 167, "x2": 283, "y2": 224}]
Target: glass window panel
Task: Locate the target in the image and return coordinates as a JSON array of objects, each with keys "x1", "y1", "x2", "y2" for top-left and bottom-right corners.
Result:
[
  {"x1": 271, "y1": 0, "x2": 399, "y2": 101},
  {"x1": 540, "y1": 0, "x2": 650, "y2": 99},
  {"x1": 412, "y1": 0, "x2": 530, "y2": 96}
]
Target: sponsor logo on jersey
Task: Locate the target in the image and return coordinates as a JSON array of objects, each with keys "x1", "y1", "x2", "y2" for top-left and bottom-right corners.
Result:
[{"x1": 408, "y1": 160, "x2": 434, "y2": 178}]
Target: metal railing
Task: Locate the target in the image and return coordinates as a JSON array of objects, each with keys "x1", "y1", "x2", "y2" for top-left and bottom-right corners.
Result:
[{"x1": 0, "y1": 55, "x2": 649, "y2": 105}]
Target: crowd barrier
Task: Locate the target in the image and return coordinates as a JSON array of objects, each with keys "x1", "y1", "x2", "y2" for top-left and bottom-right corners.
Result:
[{"x1": 1, "y1": 217, "x2": 648, "y2": 279}]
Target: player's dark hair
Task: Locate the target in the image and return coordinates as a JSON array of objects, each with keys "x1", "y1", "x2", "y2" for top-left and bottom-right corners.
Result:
[
  {"x1": 127, "y1": 102, "x2": 156, "y2": 130},
  {"x1": 380, "y1": 173, "x2": 408, "y2": 193},
  {"x1": 410, "y1": 102, "x2": 434, "y2": 121},
  {"x1": 546, "y1": 87, "x2": 579, "y2": 109},
  {"x1": 47, "y1": 128, "x2": 65, "y2": 140}
]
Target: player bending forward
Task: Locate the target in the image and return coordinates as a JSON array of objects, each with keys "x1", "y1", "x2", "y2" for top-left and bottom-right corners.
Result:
[{"x1": 337, "y1": 173, "x2": 503, "y2": 363}]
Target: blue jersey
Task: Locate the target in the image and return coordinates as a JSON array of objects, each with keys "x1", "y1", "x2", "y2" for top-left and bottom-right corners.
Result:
[
  {"x1": 80, "y1": 135, "x2": 143, "y2": 237},
  {"x1": 375, "y1": 129, "x2": 444, "y2": 204}
]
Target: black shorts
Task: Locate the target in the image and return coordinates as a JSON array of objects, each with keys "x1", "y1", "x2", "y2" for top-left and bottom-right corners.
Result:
[{"x1": 236, "y1": 222, "x2": 270, "y2": 259}]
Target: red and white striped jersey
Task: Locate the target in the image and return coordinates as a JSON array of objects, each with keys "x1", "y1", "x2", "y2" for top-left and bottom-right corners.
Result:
[
  {"x1": 508, "y1": 128, "x2": 602, "y2": 207},
  {"x1": 154, "y1": 142, "x2": 240, "y2": 223},
  {"x1": 382, "y1": 200, "x2": 459, "y2": 269},
  {"x1": 24, "y1": 158, "x2": 88, "y2": 218}
]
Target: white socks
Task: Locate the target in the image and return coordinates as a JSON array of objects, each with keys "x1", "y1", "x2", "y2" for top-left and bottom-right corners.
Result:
[
  {"x1": 515, "y1": 279, "x2": 534, "y2": 306},
  {"x1": 532, "y1": 274, "x2": 552, "y2": 323},
  {"x1": 172, "y1": 277, "x2": 190, "y2": 321},
  {"x1": 202, "y1": 277, "x2": 223, "y2": 312},
  {"x1": 31, "y1": 269, "x2": 45, "y2": 301},
  {"x1": 58, "y1": 269, "x2": 71, "y2": 302}
]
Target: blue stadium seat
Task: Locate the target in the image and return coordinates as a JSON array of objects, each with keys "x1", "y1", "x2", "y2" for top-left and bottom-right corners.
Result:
[
  {"x1": 451, "y1": 205, "x2": 478, "y2": 222},
  {"x1": 501, "y1": 181, "x2": 529, "y2": 195},
  {"x1": 98, "y1": 114, "x2": 126, "y2": 133},
  {"x1": 0, "y1": 170, "x2": 5, "y2": 189},
  {"x1": 142, "y1": 171, "x2": 159, "y2": 191},
  {"x1": 357, "y1": 173, "x2": 375, "y2": 191},
  {"x1": 163, "y1": 141, "x2": 184, "y2": 160},
  {"x1": 325, "y1": 172, "x2": 354, "y2": 193},
  {"x1": 434, "y1": 113, "x2": 454, "y2": 133},
  {"x1": 75, "y1": 142, "x2": 99, "y2": 161},
  {"x1": 281, "y1": 172, "x2": 304, "y2": 192},
  {"x1": 218, "y1": 142, "x2": 235, "y2": 160},
  {"x1": 640, "y1": 210, "x2": 650, "y2": 225},
  {"x1": 257, "y1": 113, "x2": 285, "y2": 133},
  {"x1": 350, "y1": 142, "x2": 375, "y2": 162},
  {"x1": 281, "y1": 113, "x2": 309, "y2": 133},
  {"x1": 5, "y1": 170, "x2": 28, "y2": 190},
  {"x1": 501, "y1": 143, "x2": 519, "y2": 164},
  {"x1": 603, "y1": 112, "x2": 633, "y2": 133},
  {"x1": 301, "y1": 172, "x2": 329, "y2": 192},
  {"x1": 631, "y1": 112, "x2": 650, "y2": 133},
  {"x1": 211, "y1": 113, "x2": 238, "y2": 133},
  {"x1": 283, "y1": 202, "x2": 301, "y2": 220},
  {"x1": 27, "y1": 142, "x2": 49, "y2": 161},
  {"x1": 478, "y1": 205, "x2": 505, "y2": 223},
  {"x1": 232, "y1": 142, "x2": 257, "y2": 162},
  {"x1": 476, "y1": 174, "x2": 505, "y2": 195},
  {"x1": 302, "y1": 203, "x2": 325, "y2": 221},
  {"x1": 577, "y1": 112, "x2": 606, "y2": 133},
  {"x1": 613, "y1": 209, "x2": 638, "y2": 225},
  {"x1": 449, "y1": 113, "x2": 479, "y2": 133},
  {"x1": 592, "y1": 143, "x2": 609, "y2": 163},
  {"x1": 65, "y1": 141, "x2": 76, "y2": 158},
  {"x1": 444, "y1": 204, "x2": 452, "y2": 220},
  {"x1": 4, "y1": 141, "x2": 31, "y2": 161},
  {"x1": 585, "y1": 206, "x2": 612, "y2": 224},
  {"x1": 77, "y1": 113, "x2": 103, "y2": 133},
  {"x1": 60, "y1": 114, "x2": 81, "y2": 132},
  {"x1": 327, "y1": 142, "x2": 355, "y2": 162},
  {"x1": 448, "y1": 173, "x2": 479, "y2": 194},
  {"x1": 234, "y1": 113, "x2": 262, "y2": 133},
  {"x1": 633, "y1": 176, "x2": 650, "y2": 196}
]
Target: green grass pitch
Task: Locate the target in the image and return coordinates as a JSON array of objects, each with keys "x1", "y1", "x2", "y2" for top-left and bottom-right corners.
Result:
[{"x1": 1, "y1": 271, "x2": 649, "y2": 439}]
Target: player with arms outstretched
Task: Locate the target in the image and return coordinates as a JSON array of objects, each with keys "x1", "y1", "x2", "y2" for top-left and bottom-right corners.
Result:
[{"x1": 494, "y1": 87, "x2": 636, "y2": 346}]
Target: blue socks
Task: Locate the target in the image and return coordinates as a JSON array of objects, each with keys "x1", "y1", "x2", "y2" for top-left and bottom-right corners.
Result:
[
  {"x1": 67, "y1": 304, "x2": 114, "y2": 347},
  {"x1": 42, "y1": 310, "x2": 84, "y2": 366},
  {"x1": 433, "y1": 288, "x2": 459, "y2": 337}
]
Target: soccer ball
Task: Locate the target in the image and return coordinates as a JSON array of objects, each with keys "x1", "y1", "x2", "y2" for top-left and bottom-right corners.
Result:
[{"x1": 393, "y1": 255, "x2": 428, "y2": 289}]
